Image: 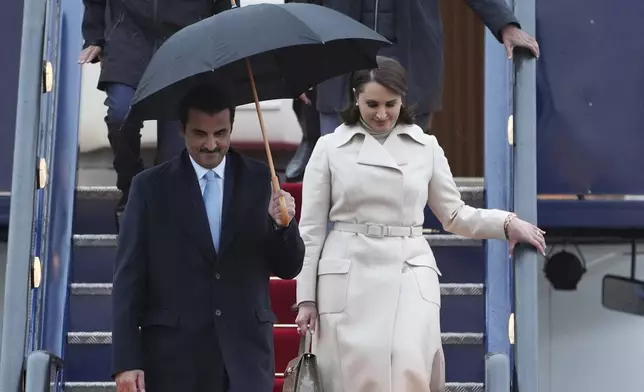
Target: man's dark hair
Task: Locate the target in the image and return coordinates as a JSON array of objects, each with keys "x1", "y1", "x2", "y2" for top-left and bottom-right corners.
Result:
[
  {"x1": 178, "y1": 84, "x2": 236, "y2": 126},
  {"x1": 340, "y1": 56, "x2": 415, "y2": 126}
]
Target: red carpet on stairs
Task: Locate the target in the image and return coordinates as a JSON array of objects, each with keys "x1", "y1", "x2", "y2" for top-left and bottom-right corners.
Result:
[
  {"x1": 274, "y1": 378, "x2": 285, "y2": 392},
  {"x1": 270, "y1": 278, "x2": 296, "y2": 324},
  {"x1": 271, "y1": 182, "x2": 303, "y2": 391},
  {"x1": 274, "y1": 325, "x2": 301, "y2": 373}
]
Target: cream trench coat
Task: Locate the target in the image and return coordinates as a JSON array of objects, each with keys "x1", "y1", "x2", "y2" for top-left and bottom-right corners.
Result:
[{"x1": 296, "y1": 123, "x2": 511, "y2": 392}]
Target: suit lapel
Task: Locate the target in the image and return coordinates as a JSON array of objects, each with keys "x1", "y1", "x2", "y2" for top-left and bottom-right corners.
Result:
[{"x1": 168, "y1": 151, "x2": 216, "y2": 263}]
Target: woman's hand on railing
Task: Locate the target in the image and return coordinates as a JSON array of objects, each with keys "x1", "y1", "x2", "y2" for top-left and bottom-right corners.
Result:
[{"x1": 506, "y1": 216, "x2": 546, "y2": 257}]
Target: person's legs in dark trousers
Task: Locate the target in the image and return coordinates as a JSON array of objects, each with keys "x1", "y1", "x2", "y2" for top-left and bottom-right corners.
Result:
[
  {"x1": 104, "y1": 83, "x2": 143, "y2": 211},
  {"x1": 285, "y1": 92, "x2": 321, "y2": 182},
  {"x1": 104, "y1": 83, "x2": 183, "y2": 230}
]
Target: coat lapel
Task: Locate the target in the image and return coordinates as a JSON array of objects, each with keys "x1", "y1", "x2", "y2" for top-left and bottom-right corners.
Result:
[
  {"x1": 356, "y1": 134, "x2": 400, "y2": 170},
  {"x1": 383, "y1": 125, "x2": 429, "y2": 166},
  {"x1": 168, "y1": 150, "x2": 217, "y2": 264},
  {"x1": 382, "y1": 129, "x2": 410, "y2": 167},
  {"x1": 337, "y1": 123, "x2": 428, "y2": 171}
]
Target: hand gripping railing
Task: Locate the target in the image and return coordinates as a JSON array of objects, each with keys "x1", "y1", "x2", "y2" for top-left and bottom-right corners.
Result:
[{"x1": 25, "y1": 351, "x2": 64, "y2": 392}]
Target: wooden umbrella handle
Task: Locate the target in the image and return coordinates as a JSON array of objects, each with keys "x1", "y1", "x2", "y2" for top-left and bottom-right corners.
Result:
[
  {"x1": 271, "y1": 175, "x2": 290, "y2": 226},
  {"x1": 245, "y1": 58, "x2": 290, "y2": 227}
]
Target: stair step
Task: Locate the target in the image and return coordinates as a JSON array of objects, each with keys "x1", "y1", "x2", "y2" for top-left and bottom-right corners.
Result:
[
  {"x1": 76, "y1": 185, "x2": 484, "y2": 202},
  {"x1": 73, "y1": 185, "x2": 485, "y2": 234},
  {"x1": 72, "y1": 233, "x2": 482, "y2": 247},
  {"x1": 65, "y1": 339, "x2": 484, "y2": 382},
  {"x1": 64, "y1": 332, "x2": 485, "y2": 381},
  {"x1": 67, "y1": 331, "x2": 483, "y2": 345},
  {"x1": 63, "y1": 381, "x2": 484, "y2": 392},
  {"x1": 73, "y1": 244, "x2": 485, "y2": 285},
  {"x1": 67, "y1": 330, "x2": 483, "y2": 375},
  {"x1": 69, "y1": 284, "x2": 483, "y2": 332}
]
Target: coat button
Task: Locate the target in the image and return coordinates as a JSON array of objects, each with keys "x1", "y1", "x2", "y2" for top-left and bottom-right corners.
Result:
[
  {"x1": 215, "y1": 273, "x2": 221, "y2": 280},
  {"x1": 215, "y1": 309, "x2": 222, "y2": 316}
]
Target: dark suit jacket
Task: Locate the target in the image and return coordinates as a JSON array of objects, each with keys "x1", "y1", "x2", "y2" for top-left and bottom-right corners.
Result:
[
  {"x1": 111, "y1": 149, "x2": 305, "y2": 392},
  {"x1": 316, "y1": 0, "x2": 519, "y2": 114}
]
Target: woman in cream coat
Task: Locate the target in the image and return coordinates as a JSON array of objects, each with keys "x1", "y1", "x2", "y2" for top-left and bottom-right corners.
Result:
[{"x1": 295, "y1": 57, "x2": 546, "y2": 392}]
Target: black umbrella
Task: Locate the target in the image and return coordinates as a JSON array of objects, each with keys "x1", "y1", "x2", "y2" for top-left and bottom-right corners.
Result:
[
  {"x1": 129, "y1": 2, "x2": 389, "y2": 120},
  {"x1": 129, "y1": 1, "x2": 389, "y2": 224}
]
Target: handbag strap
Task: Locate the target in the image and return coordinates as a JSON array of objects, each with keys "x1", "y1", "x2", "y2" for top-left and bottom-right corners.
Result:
[{"x1": 298, "y1": 329, "x2": 313, "y2": 356}]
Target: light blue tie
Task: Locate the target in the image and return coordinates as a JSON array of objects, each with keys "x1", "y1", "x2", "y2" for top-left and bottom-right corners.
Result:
[{"x1": 203, "y1": 170, "x2": 221, "y2": 251}]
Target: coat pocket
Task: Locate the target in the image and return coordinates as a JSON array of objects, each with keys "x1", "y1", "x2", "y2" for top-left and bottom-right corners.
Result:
[
  {"x1": 316, "y1": 258, "x2": 351, "y2": 315},
  {"x1": 255, "y1": 307, "x2": 278, "y2": 324},
  {"x1": 140, "y1": 310, "x2": 181, "y2": 368},
  {"x1": 406, "y1": 254, "x2": 442, "y2": 306}
]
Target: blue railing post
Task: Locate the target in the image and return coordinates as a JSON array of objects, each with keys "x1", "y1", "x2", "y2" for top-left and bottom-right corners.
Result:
[
  {"x1": 483, "y1": 8, "x2": 513, "y2": 360},
  {"x1": 24, "y1": 350, "x2": 63, "y2": 392},
  {"x1": 40, "y1": 0, "x2": 83, "y2": 360},
  {"x1": 512, "y1": 0, "x2": 540, "y2": 389},
  {"x1": 0, "y1": 0, "x2": 47, "y2": 389},
  {"x1": 486, "y1": 353, "x2": 511, "y2": 392}
]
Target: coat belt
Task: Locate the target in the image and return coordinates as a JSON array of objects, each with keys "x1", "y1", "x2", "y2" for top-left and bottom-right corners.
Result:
[{"x1": 332, "y1": 222, "x2": 423, "y2": 238}]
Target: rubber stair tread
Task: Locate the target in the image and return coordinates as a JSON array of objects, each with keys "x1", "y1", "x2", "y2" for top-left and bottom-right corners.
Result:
[
  {"x1": 76, "y1": 185, "x2": 484, "y2": 202},
  {"x1": 71, "y1": 281, "x2": 484, "y2": 297},
  {"x1": 63, "y1": 381, "x2": 484, "y2": 392},
  {"x1": 73, "y1": 233, "x2": 483, "y2": 247},
  {"x1": 68, "y1": 330, "x2": 484, "y2": 343},
  {"x1": 67, "y1": 328, "x2": 484, "y2": 373}
]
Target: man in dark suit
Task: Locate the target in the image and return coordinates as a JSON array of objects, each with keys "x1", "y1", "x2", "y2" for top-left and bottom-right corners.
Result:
[{"x1": 111, "y1": 84, "x2": 305, "y2": 392}]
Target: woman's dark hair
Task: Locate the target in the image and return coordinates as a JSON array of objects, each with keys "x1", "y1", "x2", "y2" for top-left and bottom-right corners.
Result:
[{"x1": 340, "y1": 56, "x2": 415, "y2": 126}]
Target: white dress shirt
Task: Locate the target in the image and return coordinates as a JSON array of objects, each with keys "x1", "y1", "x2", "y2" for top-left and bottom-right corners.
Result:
[{"x1": 189, "y1": 154, "x2": 226, "y2": 216}]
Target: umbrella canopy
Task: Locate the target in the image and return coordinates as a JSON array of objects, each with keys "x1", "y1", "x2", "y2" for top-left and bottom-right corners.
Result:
[{"x1": 128, "y1": 2, "x2": 390, "y2": 121}]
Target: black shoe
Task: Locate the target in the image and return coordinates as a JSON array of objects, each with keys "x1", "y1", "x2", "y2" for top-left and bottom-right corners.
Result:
[
  {"x1": 114, "y1": 208, "x2": 124, "y2": 233},
  {"x1": 285, "y1": 140, "x2": 315, "y2": 182}
]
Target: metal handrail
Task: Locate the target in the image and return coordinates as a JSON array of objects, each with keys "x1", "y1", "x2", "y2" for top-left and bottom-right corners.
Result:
[
  {"x1": 38, "y1": 0, "x2": 83, "y2": 361},
  {"x1": 511, "y1": 0, "x2": 539, "y2": 388},
  {"x1": 0, "y1": 0, "x2": 48, "y2": 389}
]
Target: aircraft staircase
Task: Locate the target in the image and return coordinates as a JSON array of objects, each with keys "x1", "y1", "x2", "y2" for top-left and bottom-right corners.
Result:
[{"x1": 63, "y1": 180, "x2": 488, "y2": 392}]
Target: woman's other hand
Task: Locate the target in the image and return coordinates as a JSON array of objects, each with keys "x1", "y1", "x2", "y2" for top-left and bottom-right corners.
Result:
[
  {"x1": 507, "y1": 217, "x2": 546, "y2": 257},
  {"x1": 295, "y1": 302, "x2": 318, "y2": 336}
]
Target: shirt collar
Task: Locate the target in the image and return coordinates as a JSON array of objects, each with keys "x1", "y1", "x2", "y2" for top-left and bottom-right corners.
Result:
[{"x1": 189, "y1": 153, "x2": 226, "y2": 181}]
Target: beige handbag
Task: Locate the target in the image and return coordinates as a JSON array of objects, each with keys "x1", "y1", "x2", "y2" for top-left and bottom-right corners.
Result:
[{"x1": 282, "y1": 329, "x2": 323, "y2": 392}]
